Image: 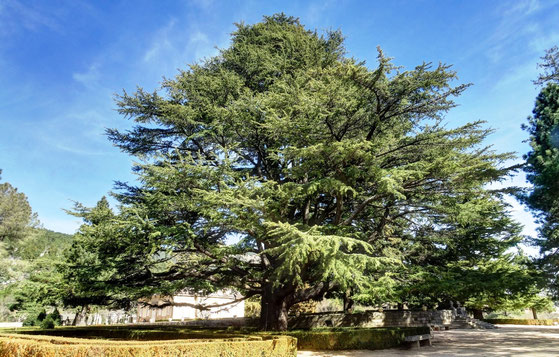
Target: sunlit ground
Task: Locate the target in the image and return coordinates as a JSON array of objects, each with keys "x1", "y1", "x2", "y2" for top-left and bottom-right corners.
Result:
[{"x1": 298, "y1": 325, "x2": 559, "y2": 356}]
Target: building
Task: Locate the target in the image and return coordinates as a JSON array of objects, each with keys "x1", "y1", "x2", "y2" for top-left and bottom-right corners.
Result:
[{"x1": 137, "y1": 289, "x2": 245, "y2": 322}]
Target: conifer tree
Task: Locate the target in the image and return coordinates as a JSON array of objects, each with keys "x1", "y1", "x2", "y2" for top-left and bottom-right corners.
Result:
[
  {"x1": 522, "y1": 82, "x2": 559, "y2": 295},
  {"x1": 0, "y1": 170, "x2": 36, "y2": 249},
  {"x1": 70, "y1": 14, "x2": 517, "y2": 330},
  {"x1": 535, "y1": 46, "x2": 559, "y2": 85}
]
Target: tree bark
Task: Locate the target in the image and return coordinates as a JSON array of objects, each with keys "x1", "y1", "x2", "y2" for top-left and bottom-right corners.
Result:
[
  {"x1": 531, "y1": 307, "x2": 538, "y2": 320},
  {"x1": 72, "y1": 306, "x2": 84, "y2": 326},
  {"x1": 343, "y1": 289, "x2": 354, "y2": 313},
  {"x1": 472, "y1": 308, "x2": 484, "y2": 320},
  {"x1": 259, "y1": 288, "x2": 290, "y2": 331}
]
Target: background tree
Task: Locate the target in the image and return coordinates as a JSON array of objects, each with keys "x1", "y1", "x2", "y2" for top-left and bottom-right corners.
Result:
[
  {"x1": 0, "y1": 169, "x2": 37, "y2": 254},
  {"x1": 390, "y1": 189, "x2": 548, "y2": 319},
  {"x1": 522, "y1": 82, "x2": 559, "y2": 296},
  {"x1": 0, "y1": 169, "x2": 73, "y2": 322},
  {"x1": 70, "y1": 14, "x2": 519, "y2": 330},
  {"x1": 8, "y1": 229, "x2": 73, "y2": 316},
  {"x1": 535, "y1": 46, "x2": 559, "y2": 85}
]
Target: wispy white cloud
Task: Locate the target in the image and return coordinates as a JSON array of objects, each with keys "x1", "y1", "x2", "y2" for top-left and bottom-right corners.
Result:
[
  {"x1": 502, "y1": 0, "x2": 541, "y2": 16},
  {"x1": 140, "y1": 18, "x2": 218, "y2": 78},
  {"x1": 73, "y1": 63, "x2": 101, "y2": 89},
  {"x1": 492, "y1": 61, "x2": 539, "y2": 92},
  {"x1": 530, "y1": 31, "x2": 559, "y2": 54},
  {"x1": 143, "y1": 19, "x2": 177, "y2": 63},
  {"x1": 0, "y1": 0, "x2": 62, "y2": 37},
  {"x1": 36, "y1": 108, "x2": 115, "y2": 156},
  {"x1": 306, "y1": 0, "x2": 337, "y2": 27},
  {"x1": 188, "y1": 0, "x2": 214, "y2": 10}
]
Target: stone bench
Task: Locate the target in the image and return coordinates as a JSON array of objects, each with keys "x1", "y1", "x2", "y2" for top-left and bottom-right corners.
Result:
[{"x1": 405, "y1": 334, "x2": 432, "y2": 348}]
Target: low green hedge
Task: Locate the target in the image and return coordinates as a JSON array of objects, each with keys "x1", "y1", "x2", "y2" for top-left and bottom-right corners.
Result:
[
  {"x1": 0, "y1": 333, "x2": 297, "y2": 357},
  {"x1": 3, "y1": 325, "x2": 429, "y2": 352},
  {"x1": 262, "y1": 327, "x2": 431, "y2": 351},
  {"x1": 483, "y1": 318, "x2": 559, "y2": 326},
  {"x1": 15, "y1": 326, "x2": 245, "y2": 340}
]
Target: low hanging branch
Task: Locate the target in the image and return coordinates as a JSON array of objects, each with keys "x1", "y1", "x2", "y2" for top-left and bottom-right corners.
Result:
[{"x1": 139, "y1": 292, "x2": 257, "y2": 311}]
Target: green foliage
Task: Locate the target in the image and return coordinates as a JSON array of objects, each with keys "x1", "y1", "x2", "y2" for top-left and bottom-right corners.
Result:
[
  {"x1": 0, "y1": 170, "x2": 74, "y2": 322},
  {"x1": 244, "y1": 300, "x2": 261, "y2": 319},
  {"x1": 0, "y1": 170, "x2": 38, "y2": 286},
  {"x1": 49, "y1": 309, "x2": 62, "y2": 326},
  {"x1": 7, "y1": 230, "x2": 73, "y2": 318},
  {"x1": 3, "y1": 325, "x2": 426, "y2": 352},
  {"x1": 39, "y1": 316, "x2": 55, "y2": 329},
  {"x1": 264, "y1": 327, "x2": 431, "y2": 350},
  {"x1": 535, "y1": 46, "x2": 559, "y2": 85},
  {"x1": 22, "y1": 308, "x2": 46, "y2": 327},
  {"x1": 522, "y1": 83, "x2": 559, "y2": 296},
  {"x1": 16, "y1": 327, "x2": 247, "y2": 340},
  {"x1": 0, "y1": 171, "x2": 36, "y2": 250},
  {"x1": 0, "y1": 333, "x2": 297, "y2": 357},
  {"x1": 67, "y1": 14, "x2": 521, "y2": 330},
  {"x1": 389, "y1": 185, "x2": 538, "y2": 312},
  {"x1": 28, "y1": 310, "x2": 63, "y2": 329}
]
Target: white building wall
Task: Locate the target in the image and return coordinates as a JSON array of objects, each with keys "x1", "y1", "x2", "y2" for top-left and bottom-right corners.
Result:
[
  {"x1": 172, "y1": 295, "x2": 198, "y2": 320},
  {"x1": 171, "y1": 290, "x2": 245, "y2": 320}
]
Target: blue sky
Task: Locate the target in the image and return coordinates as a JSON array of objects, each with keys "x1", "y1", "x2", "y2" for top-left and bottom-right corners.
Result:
[{"x1": 1, "y1": 0, "x2": 558, "y2": 239}]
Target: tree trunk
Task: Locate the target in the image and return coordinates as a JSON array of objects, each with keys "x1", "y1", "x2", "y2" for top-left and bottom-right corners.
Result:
[
  {"x1": 472, "y1": 308, "x2": 484, "y2": 320},
  {"x1": 531, "y1": 308, "x2": 538, "y2": 320},
  {"x1": 343, "y1": 289, "x2": 354, "y2": 313},
  {"x1": 72, "y1": 306, "x2": 84, "y2": 326},
  {"x1": 259, "y1": 289, "x2": 290, "y2": 331}
]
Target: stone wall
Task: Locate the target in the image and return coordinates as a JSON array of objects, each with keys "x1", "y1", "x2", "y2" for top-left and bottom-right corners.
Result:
[
  {"x1": 130, "y1": 310, "x2": 457, "y2": 329},
  {"x1": 289, "y1": 310, "x2": 455, "y2": 329},
  {"x1": 136, "y1": 317, "x2": 258, "y2": 328}
]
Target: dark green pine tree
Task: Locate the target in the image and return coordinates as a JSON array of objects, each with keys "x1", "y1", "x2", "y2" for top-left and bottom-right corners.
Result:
[
  {"x1": 68, "y1": 14, "x2": 517, "y2": 330},
  {"x1": 522, "y1": 83, "x2": 559, "y2": 295}
]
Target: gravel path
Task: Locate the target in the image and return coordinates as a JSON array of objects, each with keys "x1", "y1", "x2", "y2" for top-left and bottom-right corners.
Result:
[{"x1": 297, "y1": 325, "x2": 559, "y2": 356}]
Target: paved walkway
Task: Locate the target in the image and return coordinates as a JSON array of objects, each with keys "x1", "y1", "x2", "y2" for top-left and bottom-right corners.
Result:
[{"x1": 298, "y1": 325, "x2": 559, "y2": 356}]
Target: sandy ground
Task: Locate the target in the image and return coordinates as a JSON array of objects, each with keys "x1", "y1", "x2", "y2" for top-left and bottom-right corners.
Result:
[{"x1": 297, "y1": 325, "x2": 559, "y2": 356}]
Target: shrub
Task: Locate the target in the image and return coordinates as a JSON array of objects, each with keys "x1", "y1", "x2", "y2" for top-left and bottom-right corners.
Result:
[
  {"x1": 15, "y1": 326, "x2": 248, "y2": 340},
  {"x1": 0, "y1": 333, "x2": 297, "y2": 357},
  {"x1": 48, "y1": 309, "x2": 62, "y2": 326},
  {"x1": 36, "y1": 309, "x2": 47, "y2": 322},
  {"x1": 483, "y1": 318, "x2": 559, "y2": 326},
  {"x1": 22, "y1": 315, "x2": 37, "y2": 327},
  {"x1": 244, "y1": 300, "x2": 261, "y2": 318},
  {"x1": 260, "y1": 326, "x2": 430, "y2": 350},
  {"x1": 39, "y1": 316, "x2": 55, "y2": 329},
  {"x1": 22, "y1": 309, "x2": 48, "y2": 327},
  {"x1": 289, "y1": 300, "x2": 318, "y2": 316}
]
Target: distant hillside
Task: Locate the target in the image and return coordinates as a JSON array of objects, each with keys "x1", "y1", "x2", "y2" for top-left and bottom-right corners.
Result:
[{"x1": 14, "y1": 228, "x2": 73, "y2": 260}]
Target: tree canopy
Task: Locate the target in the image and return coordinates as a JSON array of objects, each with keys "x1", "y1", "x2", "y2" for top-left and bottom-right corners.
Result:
[
  {"x1": 67, "y1": 14, "x2": 530, "y2": 330},
  {"x1": 0, "y1": 169, "x2": 73, "y2": 322},
  {"x1": 0, "y1": 169, "x2": 36, "y2": 252},
  {"x1": 522, "y1": 81, "x2": 559, "y2": 296},
  {"x1": 535, "y1": 46, "x2": 559, "y2": 86}
]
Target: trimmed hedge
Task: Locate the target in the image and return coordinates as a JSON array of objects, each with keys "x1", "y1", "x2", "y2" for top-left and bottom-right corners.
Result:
[
  {"x1": 0, "y1": 333, "x2": 297, "y2": 357},
  {"x1": 16, "y1": 326, "x2": 246, "y2": 341},
  {"x1": 2, "y1": 325, "x2": 429, "y2": 353},
  {"x1": 483, "y1": 318, "x2": 559, "y2": 326},
  {"x1": 262, "y1": 326, "x2": 431, "y2": 351}
]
